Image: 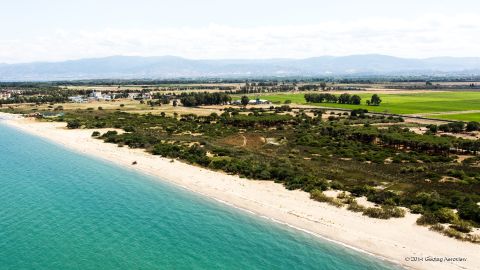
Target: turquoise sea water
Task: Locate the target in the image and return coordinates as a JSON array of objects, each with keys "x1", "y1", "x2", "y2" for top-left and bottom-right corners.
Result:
[{"x1": 0, "y1": 123, "x2": 402, "y2": 270}]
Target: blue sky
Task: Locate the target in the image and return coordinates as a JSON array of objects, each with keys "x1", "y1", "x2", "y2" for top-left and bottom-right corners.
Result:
[{"x1": 1, "y1": 0, "x2": 479, "y2": 62}]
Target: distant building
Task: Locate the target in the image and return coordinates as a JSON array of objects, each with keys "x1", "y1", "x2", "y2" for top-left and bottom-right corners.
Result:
[
  {"x1": 141, "y1": 93, "x2": 152, "y2": 99},
  {"x1": 128, "y1": 92, "x2": 152, "y2": 100},
  {"x1": 102, "y1": 94, "x2": 113, "y2": 101},
  {"x1": 128, "y1": 93, "x2": 140, "y2": 99},
  {"x1": 231, "y1": 98, "x2": 271, "y2": 105},
  {"x1": 68, "y1": 95, "x2": 87, "y2": 103},
  {"x1": 89, "y1": 91, "x2": 103, "y2": 99},
  {"x1": 0, "y1": 92, "x2": 11, "y2": 100},
  {"x1": 250, "y1": 99, "x2": 271, "y2": 105}
]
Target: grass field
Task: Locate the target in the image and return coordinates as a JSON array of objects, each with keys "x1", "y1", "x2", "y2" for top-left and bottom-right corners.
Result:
[
  {"x1": 434, "y1": 113, "x2": 480, "y2": 122},
  {"x1": 248, "y1": 91, "x2": 480, "y2": 115}
]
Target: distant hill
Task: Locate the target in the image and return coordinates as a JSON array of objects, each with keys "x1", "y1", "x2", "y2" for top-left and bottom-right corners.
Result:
[{"x1": 1, "y1": 54, "x2": 480, "y2": 81}]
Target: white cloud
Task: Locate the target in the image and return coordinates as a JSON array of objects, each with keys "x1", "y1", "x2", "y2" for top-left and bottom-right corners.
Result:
[{"x1": 1, "y1": 13, "x2": 479, "y2": 63}]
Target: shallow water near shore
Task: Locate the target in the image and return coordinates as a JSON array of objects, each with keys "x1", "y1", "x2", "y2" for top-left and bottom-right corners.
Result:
[{"x1": 0, "y1": 123, "x2": 402, "y2": 269}]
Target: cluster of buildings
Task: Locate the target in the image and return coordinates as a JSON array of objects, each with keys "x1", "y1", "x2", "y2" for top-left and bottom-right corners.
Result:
[
  {"x1": 127, "y1": 92, "x2": 152, "y2": 100},
  {"x1": 68, "y1": 91, "x2": 152, "y2": 103},
  {"x1": 0, "y1": 91, "x2": 12, "y2": 100},
  {"x1": 231, "y1": 98, "x2": 271, "y2": 105},
  {"x1": 68, "y1": 91, "x2": 115, "y2": 103},
  {"x1": 0, "y1": 89, "x2": 24, "y2": 100}
]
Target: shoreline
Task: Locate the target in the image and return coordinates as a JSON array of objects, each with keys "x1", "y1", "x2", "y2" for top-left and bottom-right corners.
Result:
[{"x1": 1, "y1": 113, "x2": 479, "y2": 270}]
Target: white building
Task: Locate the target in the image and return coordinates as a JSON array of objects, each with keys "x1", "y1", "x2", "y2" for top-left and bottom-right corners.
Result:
[
  {"x1": 232, "y1": 98, "x2": 271, "y2": 105},
  {"x1": 0, "y1": 92, "x2": 11, "y2": 100},
  {"x1": 89, "y1": 91, "x2": 103, "y2": 100},
  {"x1": 68, "y1": 95, "x2": 87, "y2": 103},
  {"x1": 250, "y1": 99, "x2": 271, "y2": 105}
]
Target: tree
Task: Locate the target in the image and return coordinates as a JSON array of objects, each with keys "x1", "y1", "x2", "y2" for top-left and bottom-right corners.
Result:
[
  {"x1": 172, "y1": 100, "x2": 178, "y2": 107},
  {"x1": 426, "y1": 124, "x2": 438, "y2": 134},
  {"x1": 350, "y1": 95, "x2": 361, "y2": 105},
  {"x1": 370, "y1": 94, "x2": 382, "y2": 106},
  {"x1": 466, "y1": 121, "x2": 480, "y2": 131},
  {"x1": 338, "y1": 93, "x2": 351, "y2": 104},
  {"x1": 241, "y1": 95, "x2": 250, "y2": 106},
  {"x1": 320, "y1": 82, "x2": 327, "y2": 90}
]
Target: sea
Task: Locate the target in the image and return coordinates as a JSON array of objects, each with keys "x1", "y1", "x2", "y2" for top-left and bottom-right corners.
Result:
[{"x1": 0, "y1": 123, "x2": 402, "y2": 269}]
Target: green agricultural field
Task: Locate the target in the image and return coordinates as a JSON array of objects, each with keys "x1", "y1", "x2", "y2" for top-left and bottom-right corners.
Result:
[
  {"x1": 434, "y1": 113, "x2": 480, "y2": 122},
  {"x1": 248, "y1": 91, "x2": 480, "y2": 115}
]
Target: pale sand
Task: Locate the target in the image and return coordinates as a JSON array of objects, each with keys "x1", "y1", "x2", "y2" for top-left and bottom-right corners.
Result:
[{"x1": 1, "y1": 114, "x2": 479, "y2": 270}]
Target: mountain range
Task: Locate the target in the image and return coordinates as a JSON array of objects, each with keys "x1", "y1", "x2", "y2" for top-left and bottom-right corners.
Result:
[{"x1": 1, "y1": 55, "x2": 480, "y2": 81}]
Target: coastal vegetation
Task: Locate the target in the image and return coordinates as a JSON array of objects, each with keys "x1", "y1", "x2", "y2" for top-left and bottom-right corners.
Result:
[
  {"x1": 37, "y1": 105, "x2": 480, "y2": 243},
  {"x1": 2, "y1": 80, "x2": 480, "y2": 243}
]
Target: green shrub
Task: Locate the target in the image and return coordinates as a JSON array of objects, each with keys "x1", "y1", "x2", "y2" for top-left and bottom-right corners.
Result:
[
  {"x1": 465, "y1": 234, "x2": 480, "y2": 243},
  {"x1": 443, "y1": 228, "x2": 464, "y2": 240},
  {"x1": 363, "y1": 207, "x2": 386, "y2": 219},
  {"x1": 347, "y1": 201, "x2": 366, "y2": 212},
  {"x1": 124, "y1": 126, "x2": 135, "y2": 132},
  {"x1": 330, "y1": 181, "x2": 344, "y2": 190},
  {"x1": 434, "y1": 208, "x2": 458, "y2": 223},
  {"x1": 429, "y1": 223, "x2": 445, "y2": 232},
  {"x1": 67, "y1": 119, "x2": 81, "y2": 129},
  {"x1": 450, "y1": 220, "x2": 472, "y2": 233},
  {"x1": 310, "y1": 189, "x2": 343, "y2": 207},
  {"x1": 410, "y1": 204, "x2": 424, "y2": 214},
  {"x1": 417, "y1": 212, "x2": 439, "y2": 226},
  {"x1": 384, "y1": 206, "x2": 406, "y2": 218},
  {"x1": 91, "y1": 131, "x2": 100, "y2": 137},
  {"x1": 363, "y1": 206, "x2": 405, "y2": 219}
]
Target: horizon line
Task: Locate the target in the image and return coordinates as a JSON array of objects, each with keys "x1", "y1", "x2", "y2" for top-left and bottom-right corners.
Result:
[{"x1": 2, "y1": 54, "x2": 480, "y2": 65}]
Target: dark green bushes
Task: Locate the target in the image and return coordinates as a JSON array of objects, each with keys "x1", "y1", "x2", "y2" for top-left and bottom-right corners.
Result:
[
  {"x1": 66, "y1": 119, "x2": 81, "y2": 129},
  {"x1": 363, "y1": 206, "x2": 405, "y2": 219}
]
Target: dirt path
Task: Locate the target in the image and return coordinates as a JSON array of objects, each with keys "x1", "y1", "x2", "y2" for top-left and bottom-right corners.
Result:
[
  {"x1": 240, "y1": 134, "x2": 247, "y2": 146},
  {"x1": 412, "y1": 110, "x2": 480, "y2": 117}
]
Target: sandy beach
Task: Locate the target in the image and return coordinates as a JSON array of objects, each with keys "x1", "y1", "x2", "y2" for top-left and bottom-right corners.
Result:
[{"x1": 1, "y1": 113, "x2": 478, "y2": 270}]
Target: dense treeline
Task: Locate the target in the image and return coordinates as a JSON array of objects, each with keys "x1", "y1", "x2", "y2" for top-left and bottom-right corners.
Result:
[
  {"x1": 237, "y1": 82, "x2": 295, "y2": 94},
  {"x1": 0, "y1": 95, "x2": 70, "y2": 105},
  {"x1": 0, "y1": 87, "x2": 72, "y2": 105},
  {"x1": 304, "y1": 93, "x2": 362, "y2": 104},
  {"x1": 427, "y1": 121, "x2": 480, "y2": 134},
  {"x1": 179, "y1": 92, "x2": 231, "y2": 106}
]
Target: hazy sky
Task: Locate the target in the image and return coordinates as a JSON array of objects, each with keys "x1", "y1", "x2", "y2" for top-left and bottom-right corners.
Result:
[{"x1": 1, "y1": 0, "x2": 480, "y2": 63}]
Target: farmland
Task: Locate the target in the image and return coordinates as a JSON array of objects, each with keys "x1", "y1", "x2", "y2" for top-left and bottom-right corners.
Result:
[
  {"x1": 248, "y1": 91, "x2": 480, "y2": 116},
  {"x1": 435, "y1": 113, "x2": 480, "y2": 122}
]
